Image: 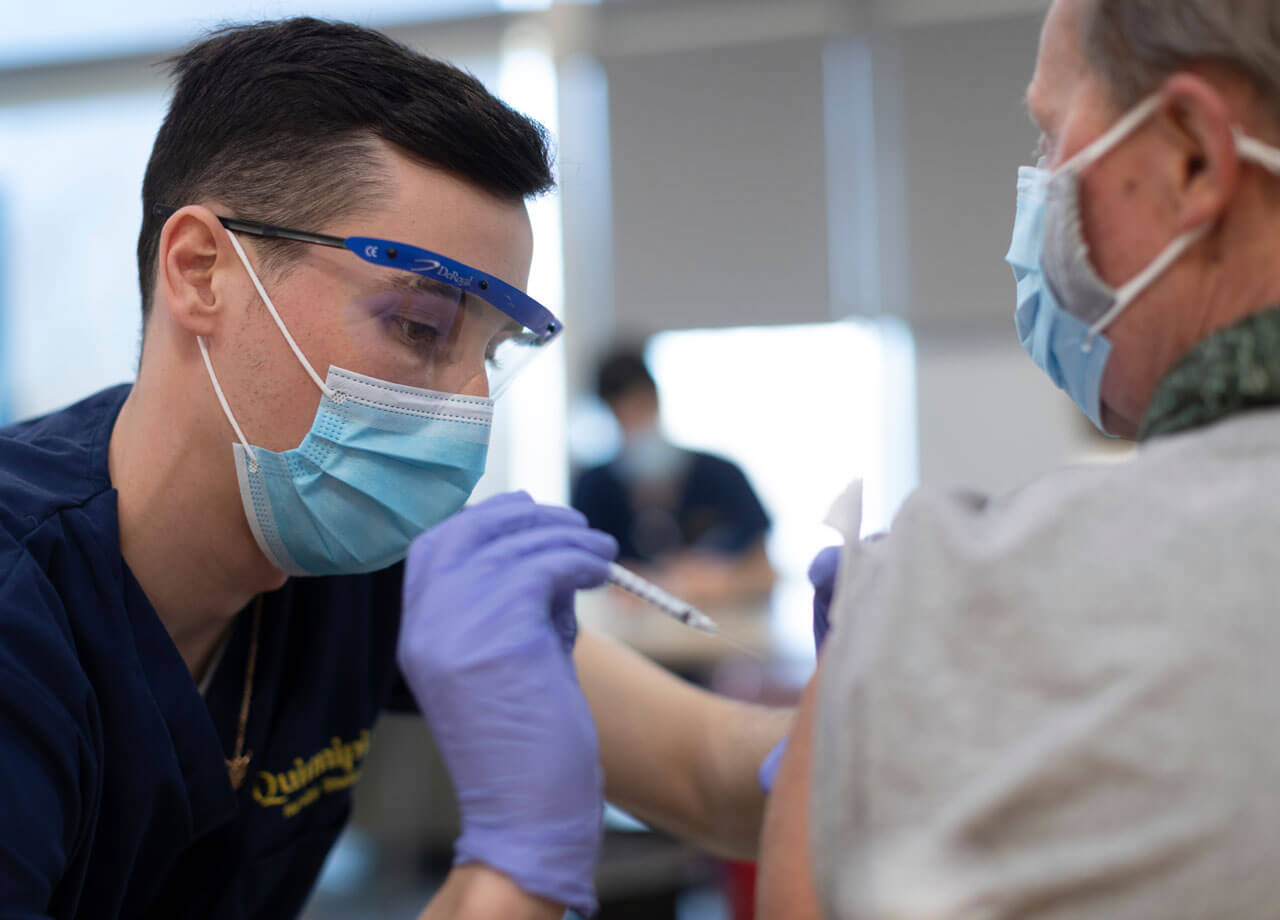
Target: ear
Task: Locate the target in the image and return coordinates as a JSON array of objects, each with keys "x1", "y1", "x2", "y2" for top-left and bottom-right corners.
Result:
[
  {"x1": 155, "y1": 205, "x2": 238, "y2": 338},
  {"x1": 1158, "y1": 73, "x2": 1241, "y2": 233}
]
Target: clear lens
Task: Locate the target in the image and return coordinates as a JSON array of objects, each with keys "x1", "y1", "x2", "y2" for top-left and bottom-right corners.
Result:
[{"x1": 335, "y1": 261, "x2": 552, "y2": 399}]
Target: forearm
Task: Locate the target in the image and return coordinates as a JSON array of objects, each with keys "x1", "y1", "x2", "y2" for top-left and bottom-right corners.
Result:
[
  {"x1": 652, "y1": 541, "x2": 776, "y2": 608},
  {"x1": 698, "y1": 685, "x2": 790, "y2": 856},
  {"x1": 575, "y1": 629, "x2": 790, "y2": 859},
  {"x1": 728, "y1": 541, "x2": 777, "y2": 603},
  {"x1": 418, "y1": 865, "x2": 564, "y2": 920}
]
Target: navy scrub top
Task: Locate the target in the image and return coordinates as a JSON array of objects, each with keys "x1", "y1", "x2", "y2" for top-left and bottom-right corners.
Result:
[
  {"x1": 0, "y1": 385, "x2": 409, "y2": 919},
  {"x1": 571, "y1": 451, "x2": 771, "y2": 565}
]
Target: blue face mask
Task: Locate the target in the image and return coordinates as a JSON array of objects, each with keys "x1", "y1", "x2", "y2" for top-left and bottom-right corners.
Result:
[
  {"x1": 1006, "y1": 94, "x2": 1217, "y2": 434},
  {"x1": 199, "y1": 231, "x2": 493, "y2": 577},
  {"x1": 615, "y1": 425, "x2": 687, "y2": 484},
  {"x1": 1008, "y1": 165, "x2": 1115, "y2": 431}
]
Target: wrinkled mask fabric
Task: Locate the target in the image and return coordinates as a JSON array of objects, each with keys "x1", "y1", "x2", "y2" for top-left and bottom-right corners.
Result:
[
  {"x1": 199, "y1": 229, "x2": 493, "y2": 576},
  {"x1": 1009, "y1": 166, "x2": 1114, "y2": 429},
  {"x1": 1007, "y1": 94, "x2": 1228, "y2": 433}
]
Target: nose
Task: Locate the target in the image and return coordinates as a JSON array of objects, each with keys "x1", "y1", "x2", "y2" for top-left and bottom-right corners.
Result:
[
  {"x1": 436, "y1": 357, "x2": 489, "y2": 398},
  {"x1": 459, "y1": 374, "x2": 490, "y2": 399}
]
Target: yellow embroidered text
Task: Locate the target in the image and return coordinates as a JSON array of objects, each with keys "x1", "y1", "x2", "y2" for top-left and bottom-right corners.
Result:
[{"x1": 252, "y1": 730, "x2": 371, "y2": 819}]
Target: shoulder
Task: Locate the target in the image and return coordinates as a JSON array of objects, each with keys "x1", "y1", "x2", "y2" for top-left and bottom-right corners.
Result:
[
  {"x1": 812, "y1": 414, "x2": 1280, "y2": 917},
  {"x1": 685, "y1": 452, "x2": 756, "y2": 495},
  {"x1": 685, "y1": 453, "x2": 765, "y2": 518},
  {"x1": 575, "y1": 463, "x2": 620, "y2": 487},
  {"x1": 0, "y1": 532, "x2": 94, "y2": 724},
  {"x1": 689, "y1": 451, "x2": 743, "y2": 477},
  {"x1": 0, "y1": 531, "x2": 98, "y2": 802},
  {"x1": 572, "y1": 463, "x2": 625, "y2": 502},
  {"x1": 893, "y1": 409, "x2": 1280, "y2": 579},
  {"x1": 819, "y1": 410, "x2": 1280, "y2": 742},
  {"x1": 0, "y1": 386, "x2": 129, "y2": 545},
  {"x1": 0, "y1": 533, "x2": 100, "y2": 909}
]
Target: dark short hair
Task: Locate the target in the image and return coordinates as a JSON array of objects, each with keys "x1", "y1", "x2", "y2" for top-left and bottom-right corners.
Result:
[
  {"x1": 137, "y1": 17, "x2": 554, "y2": 326},
  {"x1": 595, "y1": 346, "x2": 658, "y2": 405}
]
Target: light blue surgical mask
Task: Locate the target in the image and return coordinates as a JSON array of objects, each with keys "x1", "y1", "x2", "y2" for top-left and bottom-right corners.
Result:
[
  {"x1": 1008, "y1": 95, "x2": 1216, "y2": 434},
  {"x1": 199, "y1": 230, "x2": 493, "y2": 576},
  {"x1": 615, "y1": 425, "x2": 688, "y2": 484},
  {"x1": 1009, "y1": 166, "x2": 1114, "y2": 431}
]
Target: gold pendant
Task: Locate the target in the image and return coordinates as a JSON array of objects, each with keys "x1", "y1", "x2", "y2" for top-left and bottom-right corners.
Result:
[{"x1": 227, "y1": 752, "x2": 251, "y2": 791}]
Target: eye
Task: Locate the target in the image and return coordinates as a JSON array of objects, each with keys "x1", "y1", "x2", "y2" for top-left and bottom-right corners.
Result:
[{"x1": 395, "y1": 317, "x2": 438, "y2": 347}]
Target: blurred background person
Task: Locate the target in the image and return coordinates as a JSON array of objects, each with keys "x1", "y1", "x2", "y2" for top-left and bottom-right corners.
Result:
[{"x1": 572, "y1": 346, "x2": 775, "y2": 609}]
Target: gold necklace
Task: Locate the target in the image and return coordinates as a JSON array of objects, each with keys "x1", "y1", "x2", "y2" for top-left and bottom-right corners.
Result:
[{"x1": 226, "y1": 595, "x2": 263, "y2": 791}]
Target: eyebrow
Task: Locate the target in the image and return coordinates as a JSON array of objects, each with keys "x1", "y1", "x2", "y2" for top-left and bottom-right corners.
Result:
[{"x1": 389, "y1": 274, "x2": 464, "y2": 300}]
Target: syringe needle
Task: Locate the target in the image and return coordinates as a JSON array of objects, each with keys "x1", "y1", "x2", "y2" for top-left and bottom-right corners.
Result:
[
  {"x1": 601, "y1": 563, "x2": 765, "y2": 660},
  {"x1": 605, "y1": 562, "x2": 717, "y2": 633}
]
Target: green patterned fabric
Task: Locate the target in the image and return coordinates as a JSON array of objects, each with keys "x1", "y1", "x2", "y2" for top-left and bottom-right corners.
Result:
[{"x1": 1139, "y1": 306, "x2": 1280, "y2": 441}]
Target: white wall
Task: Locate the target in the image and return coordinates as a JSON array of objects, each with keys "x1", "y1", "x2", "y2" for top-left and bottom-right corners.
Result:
[{"x1": 605, "y1": 35, "x2": 831, "y2": 335}]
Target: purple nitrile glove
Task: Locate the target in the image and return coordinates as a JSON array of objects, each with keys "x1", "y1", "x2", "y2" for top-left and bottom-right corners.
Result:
[
  {"x1": 758, "y1": 545, "x2": 842, "y2": 793},
  {"x1": 397, "y1": 491, "x2": 618, "y2": 917},
  {"x1": 808, "y1": 545, "x2": 841, "y2": 652}
]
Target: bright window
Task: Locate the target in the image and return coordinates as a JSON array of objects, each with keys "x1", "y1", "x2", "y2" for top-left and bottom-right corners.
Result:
[
  {"x1": 471, "y1": 23, "x2": 570, "y2": 505},
  {"x1": 0, "y1": 90, "x2": 168, "y2": 419},
  {"x1": 647, "y1": 319, "x2": 919, "y2": 657}
]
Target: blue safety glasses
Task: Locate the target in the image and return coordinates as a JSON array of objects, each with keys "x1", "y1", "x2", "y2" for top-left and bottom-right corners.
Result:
[{"x1": 152, "y1": 204, "x2": 563, "y2": 398}]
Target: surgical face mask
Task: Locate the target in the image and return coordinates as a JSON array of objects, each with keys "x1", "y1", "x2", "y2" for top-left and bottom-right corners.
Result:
[
  {"x1": 615, "y1": 425, "x2": 687, "y2": 484},
  {"x1": 1007, "y1": 94, "x2": 1280, "y2": 433},
  {"x1": 201, "y1": 230, "x2": 493, "y2": 576}
]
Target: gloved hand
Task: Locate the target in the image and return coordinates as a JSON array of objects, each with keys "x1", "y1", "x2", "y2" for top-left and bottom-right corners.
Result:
[
  {"x1": 758, "y1": 544, "x2": 842, "y2": 792},
  {"x1": 397, "y1": 491, "x2": 618, "y2": 917},
  {"x1": 808, "y1": 545, "x2": 841, "y2": 651}
]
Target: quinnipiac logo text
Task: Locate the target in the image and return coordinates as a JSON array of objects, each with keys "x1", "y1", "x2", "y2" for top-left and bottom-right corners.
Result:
[{"x1": 252, "y1": 730, "x2": 371, "y2": 819}]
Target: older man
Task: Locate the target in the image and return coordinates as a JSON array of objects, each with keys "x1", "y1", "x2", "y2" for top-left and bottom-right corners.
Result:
[{"x1": 759, "y1": 0, "x2": 1280, "y2": 917}]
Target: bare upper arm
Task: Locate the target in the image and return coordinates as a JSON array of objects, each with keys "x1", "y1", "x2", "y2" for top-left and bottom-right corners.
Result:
[{"x1": 757, "y1": 667, "x2": 824, "y2": 920}]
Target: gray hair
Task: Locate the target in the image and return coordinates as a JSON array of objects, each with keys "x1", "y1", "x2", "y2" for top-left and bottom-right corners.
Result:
[{"x1": 1082, "y1": 0, "x2": 1280, "y2": 115}]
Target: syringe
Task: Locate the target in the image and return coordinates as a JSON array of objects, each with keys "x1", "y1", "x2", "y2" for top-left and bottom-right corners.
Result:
[{"x1": 605, "y1": 562, "x2": 719, "y2": 635}]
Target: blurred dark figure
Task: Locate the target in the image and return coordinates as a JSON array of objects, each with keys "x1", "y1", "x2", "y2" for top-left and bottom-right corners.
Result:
[{"x1": 572, "y1": 347, "x2": 775, "y2": 608}]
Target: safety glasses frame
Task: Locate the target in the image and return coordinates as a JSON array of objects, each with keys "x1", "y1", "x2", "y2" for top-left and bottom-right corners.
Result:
[{"x1": 150, "y1": 204, "x2": 562, "y2": 344}]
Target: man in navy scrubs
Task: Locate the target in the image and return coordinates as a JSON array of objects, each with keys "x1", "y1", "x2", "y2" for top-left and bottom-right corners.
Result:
[
  {"x1": 573, "y1": 347, "x2": 775, "y2": 608},
  {"x1": 0, "y1": 19, "x2": 787, "y2": 919}
]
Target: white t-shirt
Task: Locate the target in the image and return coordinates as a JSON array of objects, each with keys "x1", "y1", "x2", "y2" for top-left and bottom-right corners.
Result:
[{"x1": 813, "y1": 408, "x2": 1280, "y2": 919}]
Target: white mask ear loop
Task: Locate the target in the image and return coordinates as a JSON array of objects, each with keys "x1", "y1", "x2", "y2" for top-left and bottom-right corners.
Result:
[
  {"x1": 223, "y1": 229, "x2": 338, "y2": 402},
  {"x1": 1056, "y1": 94, "x2": 1164, "y2": 176},
  {"x1": 1081, "y1": 107, "x2": 1280, "y2": 344},
  {"x1": 1234, "y1": 130, "x2": 1280, "y2": 177},
  {"x1": 198, "y1": 335, "x2": 260, "y2": 473},
  {"x1": 1084, "y1": 223, "x2": 1212, "y2": 345},
  {"x1": 1065, "y1": 94, "x2": 1194, "y2": 350}
]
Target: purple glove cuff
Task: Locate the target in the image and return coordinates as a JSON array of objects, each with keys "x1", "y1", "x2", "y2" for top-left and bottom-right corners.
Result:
[
  {"x1": 758, "y1": 735, "x2": 788, "y2": 793},
  {"x1": 454, "y1": 816, "x2": 603, "y2": 917}
]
